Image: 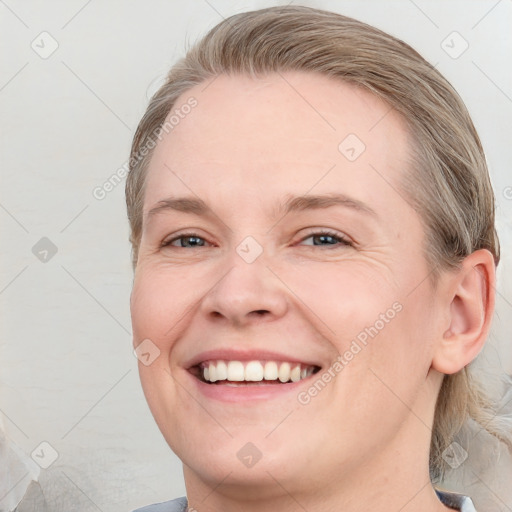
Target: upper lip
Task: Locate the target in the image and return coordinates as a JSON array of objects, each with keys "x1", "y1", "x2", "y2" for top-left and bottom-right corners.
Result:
[{"x1": 184, "y1": 348, "x2": 323, "y2": 370}]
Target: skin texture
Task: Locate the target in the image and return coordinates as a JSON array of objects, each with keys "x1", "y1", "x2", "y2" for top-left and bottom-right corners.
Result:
[{"x1": 130, "y1": 72, "x2": 494, "y2": 512}]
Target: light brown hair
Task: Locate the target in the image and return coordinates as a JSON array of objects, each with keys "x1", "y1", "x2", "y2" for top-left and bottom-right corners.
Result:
[{"x1": 125, "y1": 5, "x2": 509, "y2": 478}]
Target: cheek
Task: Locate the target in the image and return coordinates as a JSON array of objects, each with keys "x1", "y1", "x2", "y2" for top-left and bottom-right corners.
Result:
[
  {"x1": 130, "y1": 266, "x2": 200, "y2": 444},
  {"x1": 344, "y1": 287, "x2": 437, "y2": 426},
  {"x1": 130, "y1": 264, "x2": 202, "y2": 349},
  {"x1": 284, "y1": 260, "x2": 400, "y2": 344},
  {"x1": 287, "y1": 261, "x2": 433, "y2": 402}
]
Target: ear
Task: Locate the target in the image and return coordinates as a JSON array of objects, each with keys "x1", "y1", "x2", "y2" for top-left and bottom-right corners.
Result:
[{"x1": 431, "y1": 249, "x2": 496, "y2": 375}]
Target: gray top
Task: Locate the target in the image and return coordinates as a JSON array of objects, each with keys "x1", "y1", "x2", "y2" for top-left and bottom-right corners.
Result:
[{"x1": 131, "y1": 489, "x2": 477, "y2": 511}]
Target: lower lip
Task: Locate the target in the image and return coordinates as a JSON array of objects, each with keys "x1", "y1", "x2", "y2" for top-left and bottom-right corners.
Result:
[{"x1": 185, "y1": 370, "x2": 314, "y2": 403}]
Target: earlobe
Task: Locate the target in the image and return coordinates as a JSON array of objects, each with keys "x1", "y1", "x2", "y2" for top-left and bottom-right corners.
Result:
[{"x1": 431, "y1": 249, "x2": 495, "y2": 375}]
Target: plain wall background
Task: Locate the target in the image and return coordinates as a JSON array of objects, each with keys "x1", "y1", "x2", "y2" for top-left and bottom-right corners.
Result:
[{"x1": 1, "y1": 1, "x2": 511, "y2": 511}]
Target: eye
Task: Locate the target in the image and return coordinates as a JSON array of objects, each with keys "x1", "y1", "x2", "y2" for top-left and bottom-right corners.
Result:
[
  {"x1": 160, "y1": 229, "x2": 352, "y2": 250},
  {"x1": 161, "y1": 232, "x2": 211, "y2": 248},
  {"x1": 298, "y1": 229, "x2": 353, "y2": 248}
]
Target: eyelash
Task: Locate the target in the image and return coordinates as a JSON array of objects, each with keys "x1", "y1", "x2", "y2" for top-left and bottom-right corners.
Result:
[{"x1": 161, "y1": 229, "x2": 353, "y2": 249}]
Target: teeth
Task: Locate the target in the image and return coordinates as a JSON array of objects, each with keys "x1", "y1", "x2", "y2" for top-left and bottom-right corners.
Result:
[
  {"x1": 200, "y1": 360, "x2": 316, "y2": 384},
  {"x1": 227, "y1": 361, "x2": 244, "y2": 381},
  {"x1": 208, "y1": 362, "x2": 217, "y2": 382},
  {"x1": 245, "y1": 361, "x2": 263, "y2": 381},
  {"x1": 264, "y1": 361, "x2": 278, "y2": 380},
  {"x1": 278, "y1": 362, "x2": 291, "y2": 383},
  {"x1": 290, "y1": 365, "x2": 301, "y2": 382},
  {"x1": 216, "y1": 360, "x2": 227, "y2": 380}
]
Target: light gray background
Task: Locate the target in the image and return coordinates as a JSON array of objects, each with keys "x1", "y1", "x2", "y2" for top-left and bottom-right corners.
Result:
[{"x1": 1, "y1": 1, "x2": 511, "y2": 511}]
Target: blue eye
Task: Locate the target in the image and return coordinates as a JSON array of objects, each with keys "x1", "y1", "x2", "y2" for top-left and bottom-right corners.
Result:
[
  {"x1": 299, "y1": 230, "x2": 352, "y2": 248},
  {"x1": 162, "y1": 234, "x2": 208, "y2": 248},
  {"x1": 161, "y1": 230, "x2": 352, "y2": 249}
]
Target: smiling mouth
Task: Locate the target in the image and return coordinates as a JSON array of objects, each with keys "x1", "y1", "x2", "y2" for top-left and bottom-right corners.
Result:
[{"x1": 189, "y1": 359, "x2": 321, "y2": 385}]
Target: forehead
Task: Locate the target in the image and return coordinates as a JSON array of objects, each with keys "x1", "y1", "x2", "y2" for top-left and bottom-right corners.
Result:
[{"x1": 143, "y1": 72, "x2": 413, "y2": 223}]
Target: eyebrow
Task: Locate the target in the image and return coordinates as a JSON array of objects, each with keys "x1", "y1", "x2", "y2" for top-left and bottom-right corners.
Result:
[{"x1": 145, "y1": 193, "x2": 377, "y2": 223}]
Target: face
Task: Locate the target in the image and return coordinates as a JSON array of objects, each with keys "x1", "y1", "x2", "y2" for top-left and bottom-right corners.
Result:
[{"x1": 130, "y1": 72, "x2": 444, "y2": 497}]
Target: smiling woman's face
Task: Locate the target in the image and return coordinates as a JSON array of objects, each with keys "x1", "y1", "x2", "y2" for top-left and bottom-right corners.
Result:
[{"x1": 130, "y1": 72, "x2": 446, "y2": 498}]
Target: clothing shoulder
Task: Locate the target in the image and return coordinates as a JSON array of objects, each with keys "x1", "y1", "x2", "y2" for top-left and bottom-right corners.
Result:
[
  {"x1": 131, "y1": 496, "x2": 188, "y2": 512},
  {"x1": 436, "y1": 489, "x2": 477, "y2": 512},
  {"x1": 134, "y1": 492, "x2": 477, "y2": 512}
]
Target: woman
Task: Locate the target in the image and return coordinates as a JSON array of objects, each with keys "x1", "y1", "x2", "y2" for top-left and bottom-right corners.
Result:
[{"x1": 126, "y1": 6, "x2": 511, "y2": 511}]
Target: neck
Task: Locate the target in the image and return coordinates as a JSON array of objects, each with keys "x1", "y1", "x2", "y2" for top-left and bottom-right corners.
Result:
[
  {"x1": 182, "y1": 422, "x2": 451, "y2": 512},
  {"x1": 183, "y1": 370, "x2": 450, "y2": 512}
]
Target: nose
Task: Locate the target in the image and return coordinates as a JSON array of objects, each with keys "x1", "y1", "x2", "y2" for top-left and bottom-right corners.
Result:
[{"x1": 199, "y1": 251, "x2": 288, "y2": 328}]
